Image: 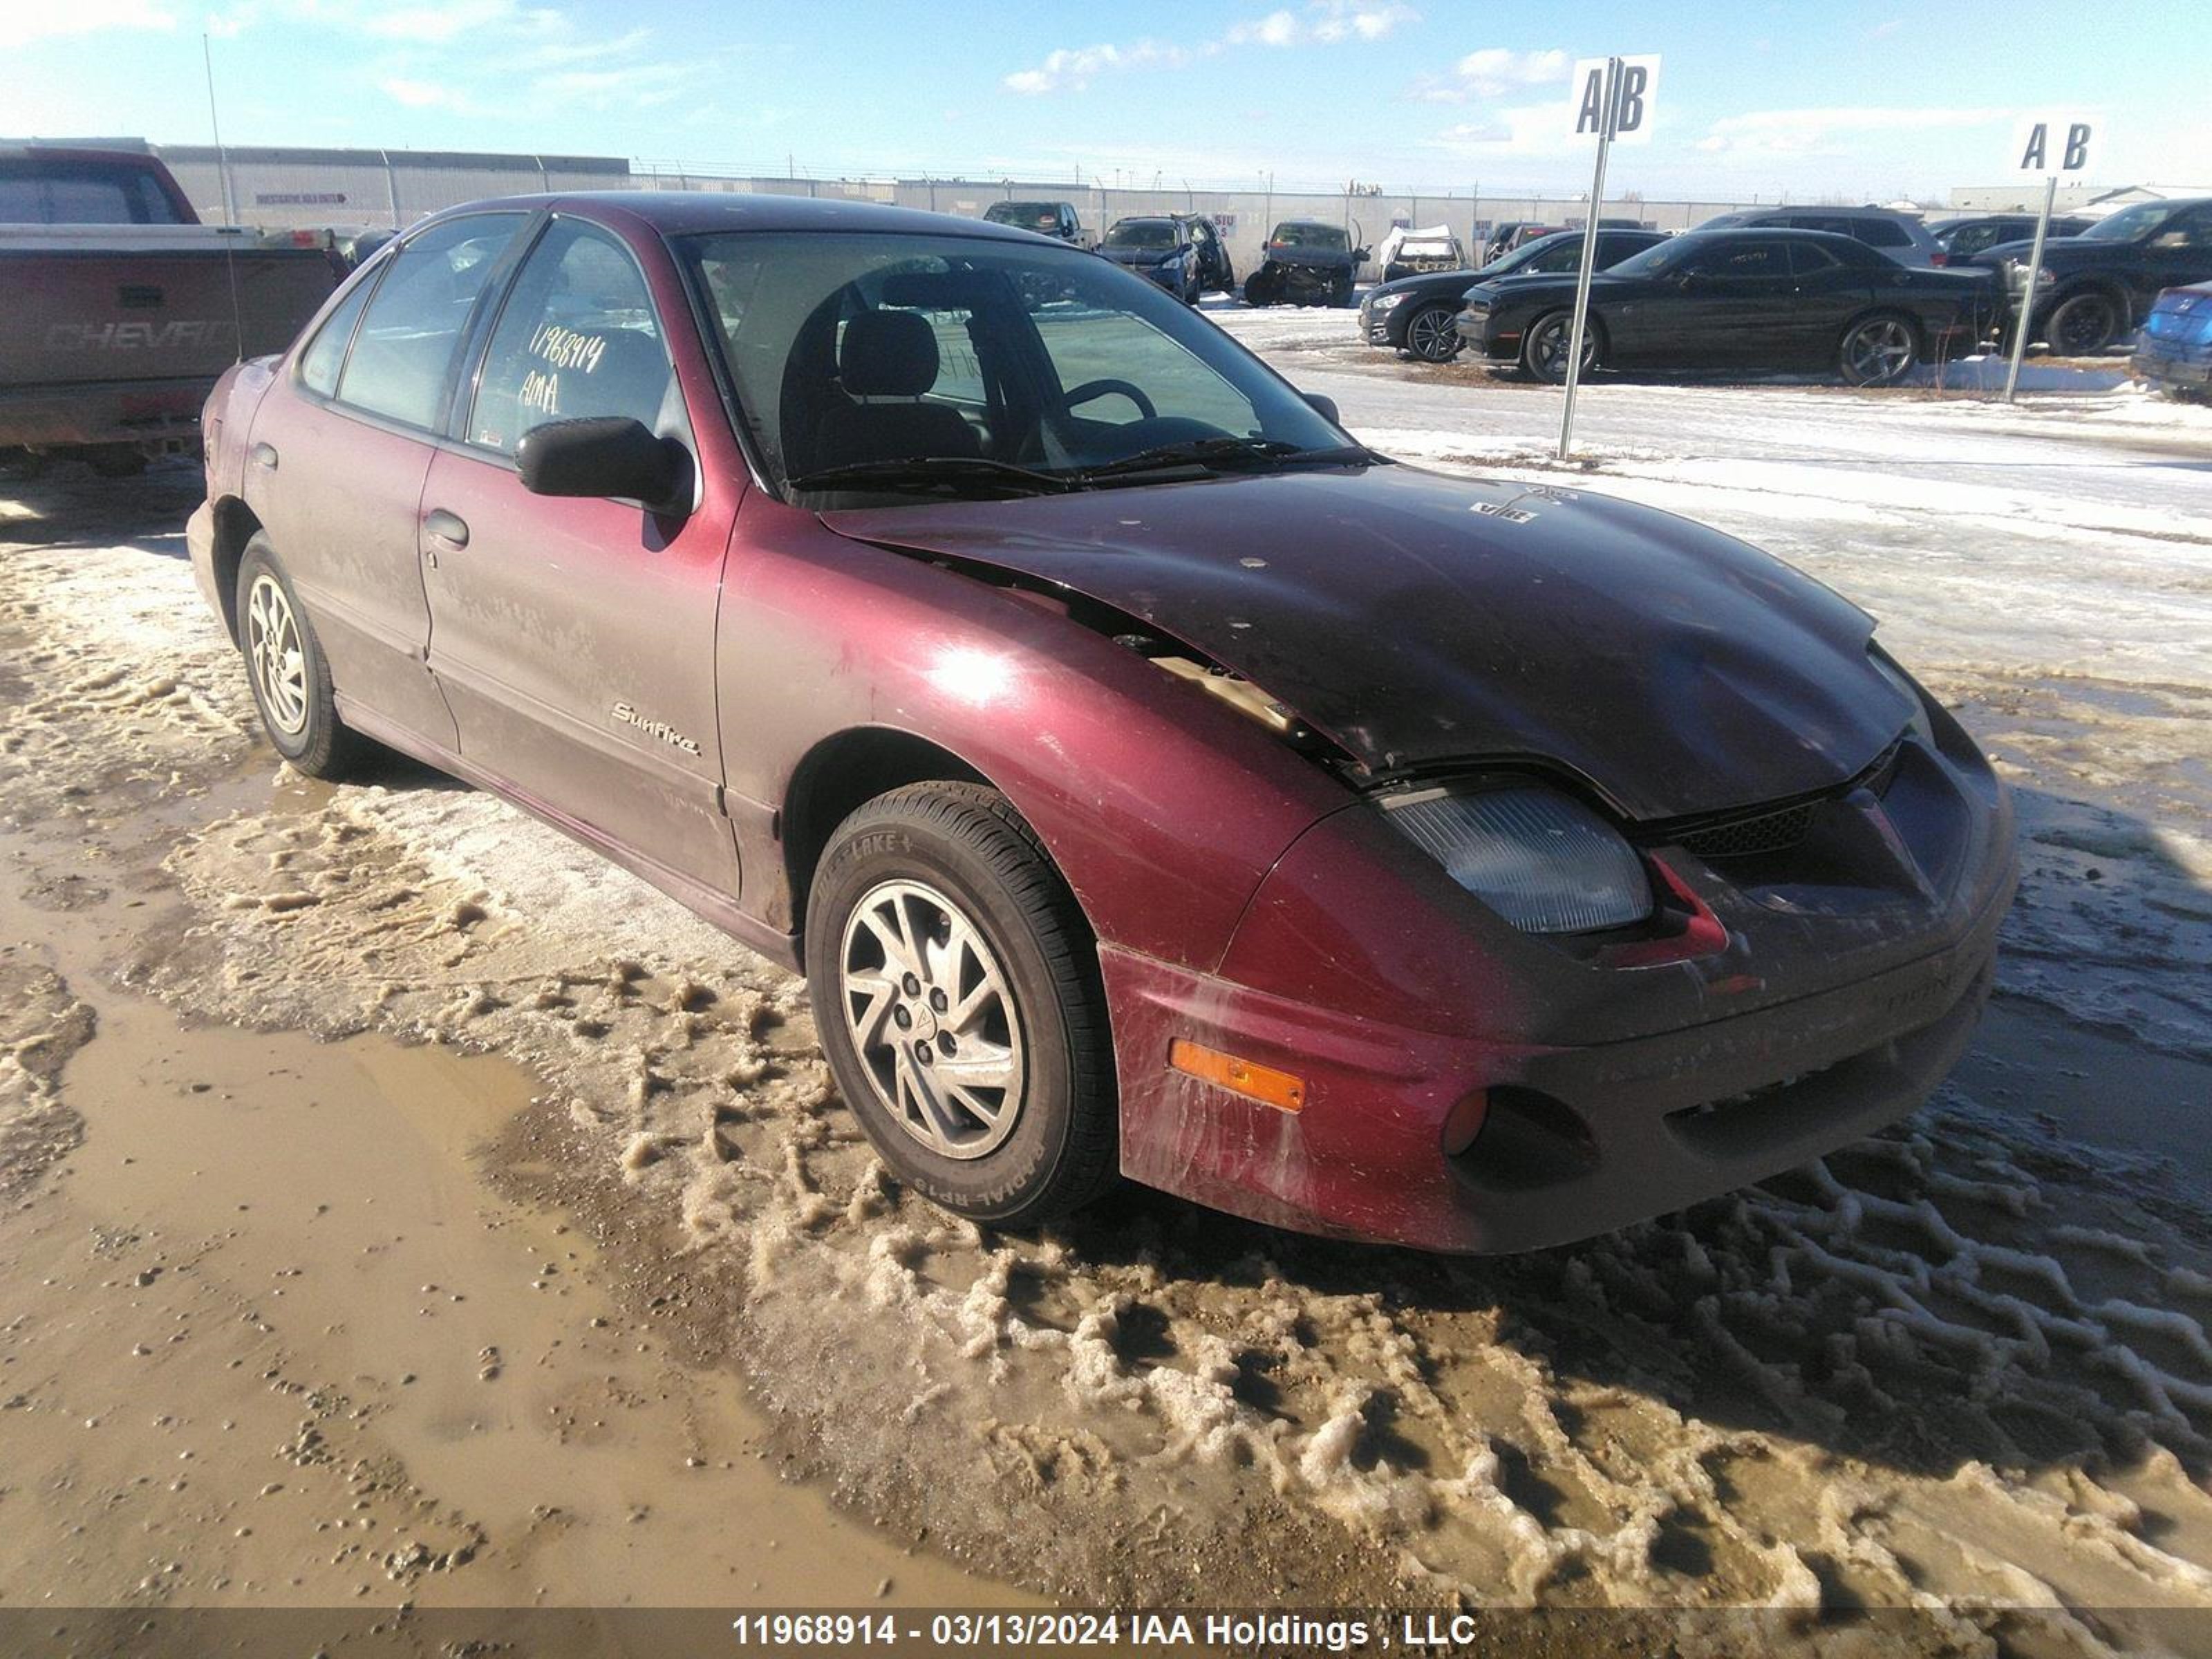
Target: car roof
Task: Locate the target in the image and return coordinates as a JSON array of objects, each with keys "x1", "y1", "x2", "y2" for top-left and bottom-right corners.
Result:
[
  {"x1": 1674, "y1": 227, "x2": 1875, "y2": 250},
  {"x1": 413, "y1": 190, "x2": 1048, "y2": 244}
]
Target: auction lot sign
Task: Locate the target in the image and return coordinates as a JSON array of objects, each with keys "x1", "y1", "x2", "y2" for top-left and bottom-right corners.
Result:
[
  {"x1": 2003, "y1": 110, "x2": 2099, "y2": 402},
  {"x1": 1557, "y1": 53, "x2": 1661, "y2": 458}
]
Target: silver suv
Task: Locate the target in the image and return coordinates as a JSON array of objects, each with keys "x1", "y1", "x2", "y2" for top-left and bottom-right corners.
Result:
[{"x1": 1698, "y1": 206, "x2": 1947, "y2": 268}]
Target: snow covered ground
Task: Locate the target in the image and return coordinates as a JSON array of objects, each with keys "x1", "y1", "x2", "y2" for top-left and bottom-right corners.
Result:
[{"x1": 2, "y1": 329, "x2": 2209, "y2": 1644}]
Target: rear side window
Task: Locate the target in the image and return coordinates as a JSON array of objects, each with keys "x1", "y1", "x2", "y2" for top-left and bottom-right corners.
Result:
[
  {"x1": 1787, "y1": 241, "x2": 1845, "y2": 274},
  {"x1": 335, "y1": 212, "x2": 525, "y2": 430},
  {"x1": 1853, "y1": 219, "x2": 1912, "y2": 248},
  {"x1": 297, "y1": 279, "x2": 373, "y2": 397},
  {"x1": 469, "y1": 218, "x2": 673, "y2": 454}
]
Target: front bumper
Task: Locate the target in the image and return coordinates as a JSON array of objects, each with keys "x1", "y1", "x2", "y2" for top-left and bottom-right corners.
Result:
[
  {"x1": 1105, "y1": 719, "x2": 2016, "y2": 1254},
  {"x1": 1454, "y1": 303, "x2": 1517, "y2": 361}
]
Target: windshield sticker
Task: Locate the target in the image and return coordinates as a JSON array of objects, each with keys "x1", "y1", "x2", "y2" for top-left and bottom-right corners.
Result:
[{"x1": 1471, "y1": 501, "x2": 1538, "y2": 524}]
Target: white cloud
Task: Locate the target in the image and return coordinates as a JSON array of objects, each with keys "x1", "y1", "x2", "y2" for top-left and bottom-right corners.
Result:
[
  {"x1": 1696, "y1": 104, "x2": 2007, "y2": 157},
  {"x1": 533, "y1": 61, "x2": 698, "y2": 109},
  {"x1": 0, "y1": 0, "x2": 175, "y2": 48},
  {"x1": 1003, "y1": 40, "x2": 1198, "y2": 95},
  {"x1": 1006, "y1": 1, "x2": 1414, "y2": 94},
  {"x1": 1403, "y1": 45, "x2": 1569, "y2": 105},
  {"x1": 379, "y1": 75, "x2": 475, "y2": 111},
  {"x1": 1228, "y1": 1, "x2": 1416, "y2": 47}
]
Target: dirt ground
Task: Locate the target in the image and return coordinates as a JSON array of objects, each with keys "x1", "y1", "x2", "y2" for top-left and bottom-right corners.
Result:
[{"x1": 3, "y1": 334, "x2": 2210, "y2": 1657}]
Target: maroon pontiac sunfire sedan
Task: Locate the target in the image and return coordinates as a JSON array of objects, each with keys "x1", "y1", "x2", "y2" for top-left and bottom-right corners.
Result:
[{"x1": 187, "y1": 193, "x2": 2016, "y2": 1253}]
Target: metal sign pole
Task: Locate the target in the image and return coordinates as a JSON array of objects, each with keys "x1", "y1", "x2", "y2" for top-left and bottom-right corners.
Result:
[
  {"x1": 2002, "y1": 172, "x2": 2059, "y2": 404},
  {"x1": 1557, "y1": 56, "x2": 1618, "y2": 462}
]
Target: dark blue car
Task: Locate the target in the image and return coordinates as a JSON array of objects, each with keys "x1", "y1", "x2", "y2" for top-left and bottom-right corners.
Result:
[{"x1": 2133, "y1": 282, "x2": 2212, "y2": 395}]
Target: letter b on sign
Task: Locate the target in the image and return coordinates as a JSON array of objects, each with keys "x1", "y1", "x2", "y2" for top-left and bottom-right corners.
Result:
[
  {"x1": 1567, "y1": 56, "x2": 1661, "y2": 147},
  {"x1": 2014, "y1": 113, "x2": 2095, "y2": 175}
]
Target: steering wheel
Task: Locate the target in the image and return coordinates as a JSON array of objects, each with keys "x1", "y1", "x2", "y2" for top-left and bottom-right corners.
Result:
[{"x1": 1063, "y1": 379, "x2": 1157, "y2": 421}]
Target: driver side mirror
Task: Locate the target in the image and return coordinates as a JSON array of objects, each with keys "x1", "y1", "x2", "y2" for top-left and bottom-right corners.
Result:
[
  {"x1": 1302, "y1": 392, "x2": 1341, "y2": 427},
  {"x1": 1353, "y1": 247, "x2": 1371, "y2": 262},
  {"x1": 517, "y1": 417, "x2": 688, "y2": 512}
]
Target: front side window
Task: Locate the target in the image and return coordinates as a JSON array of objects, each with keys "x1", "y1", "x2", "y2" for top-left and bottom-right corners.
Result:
[
  {"x1": 1689, "y1": 239, "x2": 1789, "y2": 280},
  {"x1": 684, "y1": 231, "x2": 1344, "y2": 500},
  {"x1": 469, "y1": 218, "x2": 673, "y2": 454},
  {"x1": 336, "y1": 212, "x2": 525, "y2": 430}
]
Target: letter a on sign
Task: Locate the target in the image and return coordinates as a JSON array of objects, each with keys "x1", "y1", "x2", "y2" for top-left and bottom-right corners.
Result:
[
  {"x1": 2014, "y1": 112, "x2": 2096, "y2": 175},
  {"x1": 1567, "y1": 56, "x2": 1662, "y2": 147}
]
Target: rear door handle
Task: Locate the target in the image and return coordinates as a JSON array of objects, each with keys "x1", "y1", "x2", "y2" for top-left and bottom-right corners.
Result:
[
  {"x1": 423, "y1": 508, "x2": 469, "y2": 549},
  {"x1": 250, "y1": 442, "x2": 278, "y2": 470}
]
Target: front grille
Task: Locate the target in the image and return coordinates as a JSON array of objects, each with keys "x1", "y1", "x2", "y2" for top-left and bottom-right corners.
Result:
[{"x1": 1676, "y1": 798, "x2": 1819, "y2": 860}]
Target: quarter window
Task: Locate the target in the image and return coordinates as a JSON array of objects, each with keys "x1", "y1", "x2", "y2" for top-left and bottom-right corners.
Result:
[
  {"x1": 297, "y1": 279, "x2": 373, "y2": 398},
  {"x1": 469, "y1": 219, "x2": 673, "y2": 453},
  {"x1": 335, "y1": 212, "x2": 524, "y2": 431}
]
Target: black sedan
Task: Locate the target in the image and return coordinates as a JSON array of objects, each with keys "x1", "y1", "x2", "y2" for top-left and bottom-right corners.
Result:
[
  {"x1": 1362, "y1": 228, "x2": 1665, "y2": 363},
  {"x1": 1456, "y1": 229, "x2": 1998, "y2": 386}
]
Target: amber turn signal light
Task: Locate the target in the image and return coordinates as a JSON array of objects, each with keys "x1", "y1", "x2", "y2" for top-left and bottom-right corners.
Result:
[{"x1": 1168, "y1": 1039, "x2": 1306, "y2": 1114}]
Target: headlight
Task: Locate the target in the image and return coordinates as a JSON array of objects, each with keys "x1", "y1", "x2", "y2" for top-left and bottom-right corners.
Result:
[
  {"x1": 1382, "y1": 785, "x2": 1652, "y2": 935},
  {"x1": 1869, "y1": 652, "x2": 1936, "y2": 748},
  {"x1": 1371, "y1": 291, "x2": 1407, "y2": 312}
]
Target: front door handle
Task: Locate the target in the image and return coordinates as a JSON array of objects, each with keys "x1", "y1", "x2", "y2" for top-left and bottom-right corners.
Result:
[{"x1": 423, "y1": 508, "x2": 469, "y2": 549}]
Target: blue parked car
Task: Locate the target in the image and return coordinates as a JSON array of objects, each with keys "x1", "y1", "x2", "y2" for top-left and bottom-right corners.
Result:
[{"x1": 2132, "y1": 283, "x2": 2212, "y2": 397}]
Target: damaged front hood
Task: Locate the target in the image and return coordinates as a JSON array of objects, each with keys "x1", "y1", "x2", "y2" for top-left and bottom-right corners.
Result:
[{"x1": 823, "y1": 465, "x2": 1911, "y2": 821}]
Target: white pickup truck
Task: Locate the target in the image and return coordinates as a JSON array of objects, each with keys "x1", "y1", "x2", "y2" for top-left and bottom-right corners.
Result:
[{"x1": 1, "y1": 144, "x2": 338, "y2": 474}]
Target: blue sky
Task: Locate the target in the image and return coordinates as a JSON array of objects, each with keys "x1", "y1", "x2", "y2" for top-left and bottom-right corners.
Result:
[{"x1": 4, "y1": 0, "x2": 2206, "y2": 198}]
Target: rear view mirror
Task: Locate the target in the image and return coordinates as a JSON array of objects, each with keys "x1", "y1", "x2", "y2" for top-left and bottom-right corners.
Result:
[
  {"x1": 516, "y1": 417, "x2": 687, "y2": 511},
  {"x1": 1302, "y1": 392, "x2": 1341, "y2": 426}
]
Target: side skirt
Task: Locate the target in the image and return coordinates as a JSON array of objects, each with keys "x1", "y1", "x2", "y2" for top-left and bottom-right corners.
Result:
[{"x1": 334, "y1": 693, "x2": 803, "y2": 973}]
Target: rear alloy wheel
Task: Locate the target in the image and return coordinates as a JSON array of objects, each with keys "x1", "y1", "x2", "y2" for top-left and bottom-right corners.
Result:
[
  {"x1": 1839, "y1": 313, "x2": 1920, "y2": 386},
  {"x1": 234, "y1": 534, "x2": 371, "y2": 779},
  {"x1": 805, "y1": 782, "x2": 1116, "y2": 1227},
  {"x1": 1521, "y1": 312, "x2": 1598, "y2": 384},
  {"x1": 1401, "y1": 302, "x2": 1461, "y2": 364},
  {"x1": 2044, "y1": 291, "x2": 2121, "y2": 356}
]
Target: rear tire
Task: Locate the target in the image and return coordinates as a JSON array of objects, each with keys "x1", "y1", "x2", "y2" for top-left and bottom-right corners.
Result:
[
  {"x1": 234, "y1": 534, "x2": 373, "y2": 780},
  {"x1": 804, "y1": 782, "x2": 1117, "y2": 1228},
  {"x1": 1838, "y1": 312, "x2": 1920, "y2": 386}
]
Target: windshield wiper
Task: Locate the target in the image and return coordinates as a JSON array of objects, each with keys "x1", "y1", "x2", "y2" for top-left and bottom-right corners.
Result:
[
  {"x1": 787, "y1": 456, "x2": 1080, "y2": 498},
  {"x1": 1078, "y1": 437, "x2": 1384, "y2": 482}
]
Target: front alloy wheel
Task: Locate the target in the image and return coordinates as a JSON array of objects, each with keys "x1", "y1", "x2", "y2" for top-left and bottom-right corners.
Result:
[
  {"x1": 1403, "y1": 303, "x2": 1461, "y2": 364},
  {"x1": 1522, "y1": 312, "x2": 1597, "y2": 384},
  {"x1": 805, "y1": 782, "x2": 1116, "y2": 1226},
  {"x1": 839, "y1": 878, "x2": 1027, "y2": 1160},
  {"x1": 1839, "y1": 315, "x2": 1919, "y2": 386}
]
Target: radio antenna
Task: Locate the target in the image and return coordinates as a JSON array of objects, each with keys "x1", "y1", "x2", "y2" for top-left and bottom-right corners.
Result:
[{"x1": 202, "y1": 31, "x2": 246, "y2": 364}]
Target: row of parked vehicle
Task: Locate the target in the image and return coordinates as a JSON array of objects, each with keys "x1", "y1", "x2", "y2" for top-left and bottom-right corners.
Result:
[{"x1": 1356, "y1": 198, "x2": 2212, "y2": 388}]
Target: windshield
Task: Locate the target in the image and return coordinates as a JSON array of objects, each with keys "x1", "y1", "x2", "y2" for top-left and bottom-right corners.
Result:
[
  {"x1": 986, "y1": 201, "x2": 1062, "y2": 230},
  {"x1": 1103, "y1": 220, "x2": 1176, "y2": 250},
  {"x1": 682, "y1": 231, "x2": 1349, "y2": 503},
  {"x1": 2081, "y1": 202, "x2": 2180, "y2": 243},
  {"x1": 1273, "y1": 223, "x2": 1347, "y2": 249}
]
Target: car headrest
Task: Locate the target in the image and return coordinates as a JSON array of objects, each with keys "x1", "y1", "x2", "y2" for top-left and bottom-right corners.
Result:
[{"x1": 840, "y1": 309, "x2": 939, "y2": 397}]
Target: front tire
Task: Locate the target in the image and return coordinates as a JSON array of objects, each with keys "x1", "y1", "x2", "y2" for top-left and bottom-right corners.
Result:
[
  {"x1": 1838, "y1": 312, "x2": 1920, "y2": 386},
  {"x1": 1400, "y1": 302, "x2": 1461, "y2": 364},
  {"x1": 804, "y1": 782, "x2": 1117, "y2": 1228},
  {"x1": 1521, "y1": 311, "x2": 1599, "y2": 384},
  {"x1": 2044, "y1": 290, "x2": 2121, "y2": 356},
  {"x1": 234, "y1": 534, "x2": 371, "y2": 779}
]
